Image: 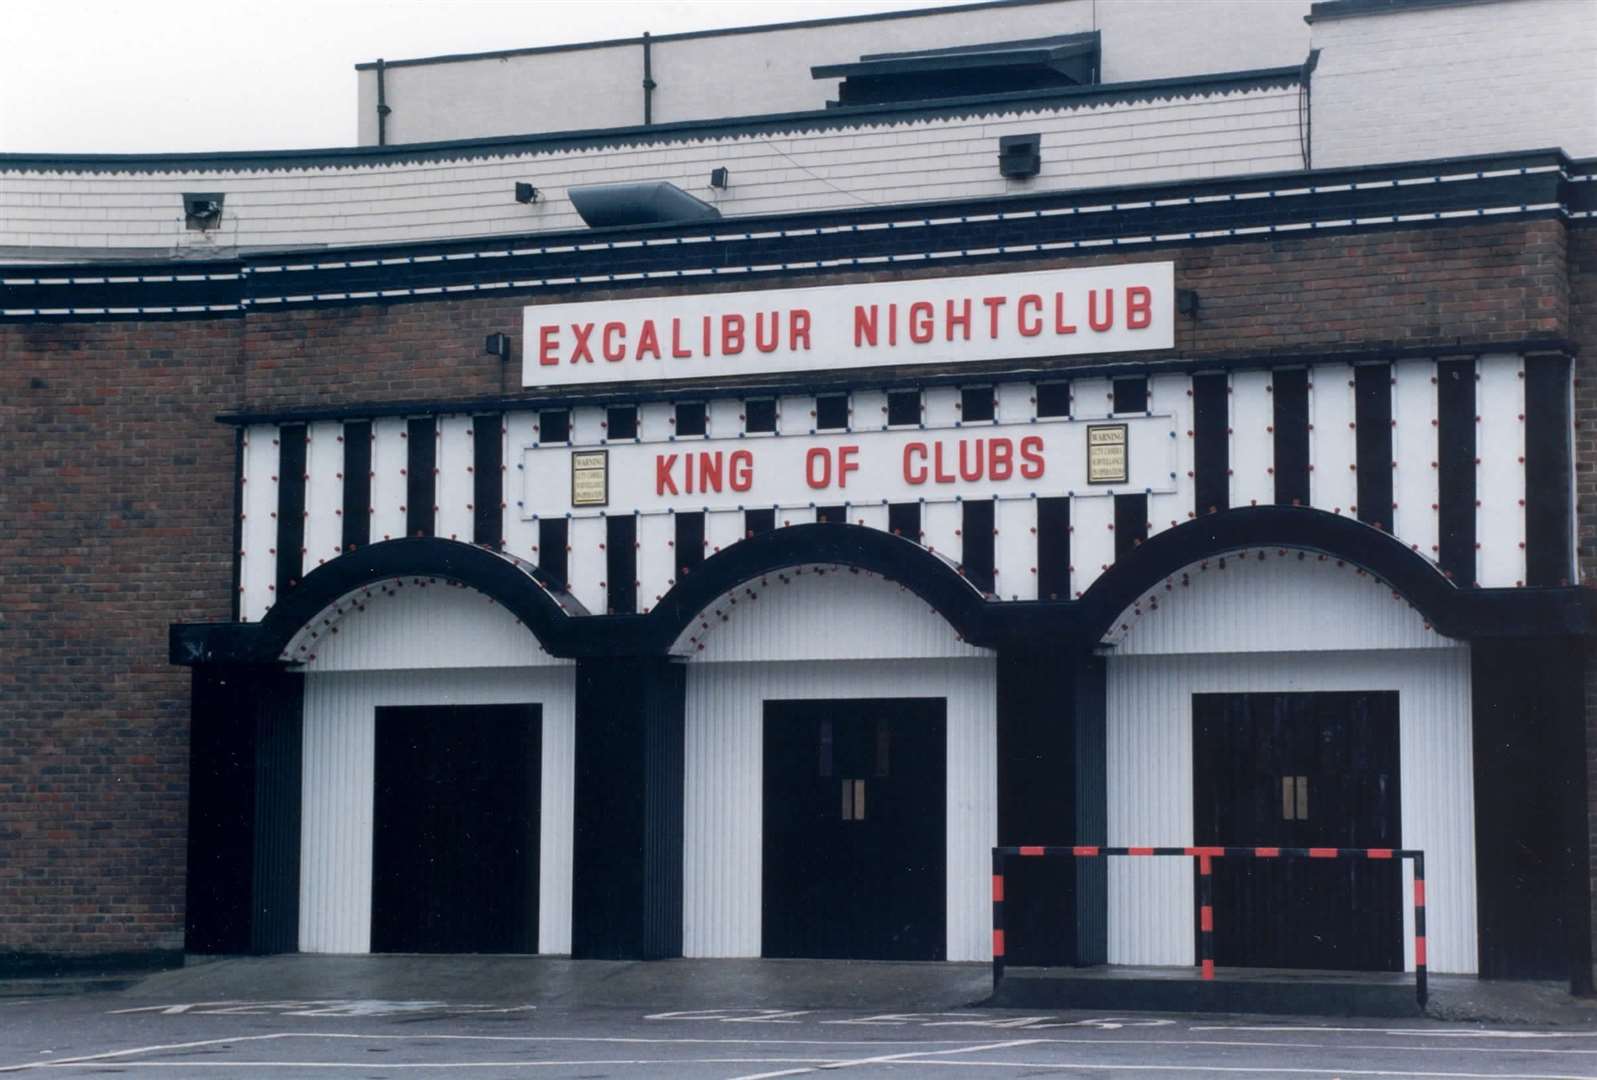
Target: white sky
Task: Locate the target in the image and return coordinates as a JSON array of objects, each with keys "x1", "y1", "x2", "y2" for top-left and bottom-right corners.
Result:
[{"x1": 0, "y1": 0, "x2": 976, "y2": 155}]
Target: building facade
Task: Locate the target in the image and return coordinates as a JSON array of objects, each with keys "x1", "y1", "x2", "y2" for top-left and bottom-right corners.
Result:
[{"x1": 3, "y1": 0, "x2": 1596, "y2": 988}]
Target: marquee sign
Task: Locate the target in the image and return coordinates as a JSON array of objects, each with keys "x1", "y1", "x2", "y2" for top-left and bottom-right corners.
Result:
[
  {"x1": 520, "y1": 415, "x2": 1175, "y2": 518},
  {"x1": 522, "y1": 263, "x2": 1174, "y2": 387}
]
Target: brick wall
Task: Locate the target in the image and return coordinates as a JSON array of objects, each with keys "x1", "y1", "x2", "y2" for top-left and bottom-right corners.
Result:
[
  {"x1": 0, "y1": 319, "x2": 241, "y2": 966},
  {"x1": 239, "y1": 219, "x2": 1568, "y2": 413}
]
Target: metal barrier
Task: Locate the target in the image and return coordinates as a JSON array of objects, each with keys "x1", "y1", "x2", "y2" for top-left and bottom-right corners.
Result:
[{"x1": 991, "y1": 845, "x2": 1428, "y2": 1008}]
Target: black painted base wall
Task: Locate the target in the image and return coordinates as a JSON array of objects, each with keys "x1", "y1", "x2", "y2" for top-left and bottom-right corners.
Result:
[
  {"x1": 185, "y1": 667, "x2": 303, "y2": 955},
  {"x1": 571, "y1": 657, "x2": 686, "y2": 960},
  {"x1": 1471, "y1": 639, "x2": 1592, "y2": 987},
  {"x1": 996, "y1": 647, "x2": 1106, "y2": 966}
]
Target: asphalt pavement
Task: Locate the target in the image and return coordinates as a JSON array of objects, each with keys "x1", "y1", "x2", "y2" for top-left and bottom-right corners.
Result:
[{"x1": 0, "y1": 956, "x2": 1592, "y2": 1078}]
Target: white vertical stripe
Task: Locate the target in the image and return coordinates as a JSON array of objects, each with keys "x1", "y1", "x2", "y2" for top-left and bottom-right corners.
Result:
[
  {"x1": 994, "y1": 499, "x2": 1036, "y2": 600},
  {"x1": 1392, "y1": 360, "x2": 1441, "y2": 565},
  {"x1": 567, "y1": 408, "x2": 608, "y2": 613},
  {"x1": 1311, "y1": 364, "x2": 1358, "y2": 517},
  {"x1": 1231, "y1": 370, "x2": 1274, "y2": 509},
  {"x1": 1070, "y1": 495, "x2": 1116, "y2": 596},
  {"x1": 1148, "y1": 373, "x2": 1194, "y2": 535},
  {"x1": 854, "y1": 388, "x2": 888, "y2": 433},
  {"x1": 504, "y1": 410, "x2": 539, "y2": 562},
  {"x1": 704, "y1": 509, "x2": 744, "y2": 559},
  {"x1": 635, "y1": 404, "x2": 675, "y2": 611},
  {"x1": 303, "y1": 421, "x2": 344, "y2": 573},
  {"x1": 994, "y1": 381, "x2": 1033, "y2": 424},
  {"x1": 1476, "y1": 354, "x2": 1526, "y2": 587},
  {"x1": 240, "y1": 424, "x2": 280, "y2": 622},
  {"x1": 1106, "y1": 649, "x2": 1476, "y2": 974},
  {"x1": 1072, "y1": 377, "x2": 1114, "y2": 420},
  {"x1": 369, "y1": 417, "x2": 407, "y2": 544},
  {"x1": 706, "y1": 398, "x2": 741, "y2": 440},
  {"x1": 435, "y1": 415, "x2": 474, "y2": 543},
  {"x1": 922, "y1": 387, "x2": 962, "y2": 561},
  {"x1": 682, "y1": 657, "x2": 996, "y2": 961},
  {"x1": 299, "y1": 665, "x2": 576, "y2": 955}
]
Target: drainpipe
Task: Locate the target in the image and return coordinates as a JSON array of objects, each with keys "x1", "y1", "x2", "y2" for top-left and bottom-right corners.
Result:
[
  {"x1": 375, "y1": 58, "x2": 392, "y2": 146},
  {"x1": 641, "y1": 32, "x2": 657, "y2": 125}
]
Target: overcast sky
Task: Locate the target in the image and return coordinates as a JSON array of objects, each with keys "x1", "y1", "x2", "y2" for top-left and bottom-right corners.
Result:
[{"x1": 0, "y1": 0, "x2": 979, "y2": 155}]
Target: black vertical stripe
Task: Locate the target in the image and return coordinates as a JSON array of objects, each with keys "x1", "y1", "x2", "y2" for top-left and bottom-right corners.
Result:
[
  {"x1": 1036, "y1": 496, "x2": 1071, "y2": 600},
  {"x1": 606, "y1": 515, "x2": 638, "y2": 614},
  {"x1": 341, "y1": 421, "x2": 372, "y2": 553},
  {"x1": 231, "y1": 427, "x2": 245, "y2": 621},
  {"x1": 1271, "y1": 369, "x2": 1310, "y2": 507},
  {"x1": 745, "y1": 508, "x2": 775, "y2": 537},
  {"x1": 1437, "y1": 359, "x2": 1477, "y2": 583},
  {"x1": 473, "y1": 414, "x2": 504, "y2": 549},
  {"x1": 275, "y1": 425, "x2": 307, "y2": 597},
  {"x1": 816, "y1": 505, "x2": 848, "y2": 524},
  {"x1": 406, "y1": 417, "x2": 436, "y2": 538},
  {"x1": 1192, "y1": 374, "x2": 1229, "y2": 515},
  {"x1": 887, "y1": 502, "x2": 920, "y2": 541},
  {"x1": 674, "y1": 512, "x2": 705, "y2": 579},
  {"x1": 1036, "y1": 382, "x2": 1071, "y2": 418},
  {"x1": 1524, "y1": 355, "x2": 1573, "y2": 586},
  {"x1": 539, "y1": 518, "x2": 569, "y2": 589},
  {"x1": 1113, "y1": 494, "x2": 1147, "y2": 560},
  {"x1": 962, "y1": 500, "x2": 995, "y2": 594},
  {"x1": 1112, "y1": 377, "x2": 1148, "y2": 415},
  {"x1": 1354, "y1": 364, "x2": 1394, "y2": 530},
  {"x1": 961, "y1": 387, "x2": 995, "y2": 423}
]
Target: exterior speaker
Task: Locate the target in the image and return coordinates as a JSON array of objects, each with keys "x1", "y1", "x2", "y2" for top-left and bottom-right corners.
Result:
[{"x1": 997, "y1": 134, "x2": 1041, "y2": 179}]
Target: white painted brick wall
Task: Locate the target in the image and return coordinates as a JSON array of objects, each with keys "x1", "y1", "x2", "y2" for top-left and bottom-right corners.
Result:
[
  {"x1": 1311, "y1": 0, "x2": 1597, "y2": 166},
  {"x1": 0, "y1": 86, "x2": 1303, "y2": 257}
]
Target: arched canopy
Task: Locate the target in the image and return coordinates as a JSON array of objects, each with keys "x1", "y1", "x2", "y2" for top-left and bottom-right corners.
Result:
[
  {"x1": 1078, "y1": 506, "x2": 1468, "y2": 644},
  {"x1": 250, "y1": 538, "x2": 579, "y2": 662}
]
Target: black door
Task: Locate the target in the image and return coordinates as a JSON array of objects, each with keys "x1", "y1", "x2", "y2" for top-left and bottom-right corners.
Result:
[
  {"x1": 1193, "y1": 692, "x2": 1402, "y2": 972},
  {"x1": 371, "y1": 705, "x2": 541, "y2": 953},
  {"x1": 762, "y1": 699, "x2": 946, "y2": 960}
]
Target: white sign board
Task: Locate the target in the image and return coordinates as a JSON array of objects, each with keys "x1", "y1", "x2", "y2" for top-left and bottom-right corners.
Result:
[
  {"x1": 522, "y1": 263, "x2": 1174, "y2": 388},
  {"x1": 520, "y1": 416, "x2": 1176, "y2": 518}
]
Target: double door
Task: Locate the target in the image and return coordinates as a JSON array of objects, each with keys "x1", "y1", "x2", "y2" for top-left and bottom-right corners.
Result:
[{"x1": 1193, "y1": 692, "x2": 1402, "y2": 972}]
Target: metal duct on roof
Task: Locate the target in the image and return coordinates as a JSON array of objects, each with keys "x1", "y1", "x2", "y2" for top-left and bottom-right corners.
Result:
[{"x1": 568, "y1": 181, "x2": 721, "y2": 228}]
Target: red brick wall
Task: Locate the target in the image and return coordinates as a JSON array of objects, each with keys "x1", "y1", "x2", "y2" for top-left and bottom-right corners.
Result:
[{"x1": 0, "y1": 320, "x2": 241, "y2": 965}]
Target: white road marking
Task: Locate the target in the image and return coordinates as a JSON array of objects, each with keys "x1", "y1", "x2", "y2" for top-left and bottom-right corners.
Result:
[
  {"x1": 907, "y1": 1062, "x2": 1596, "y2": 1079},
  {"x1": 1193, "y1": 1025, "x2": 1597, "y2": 1040},
  {"x1": 0, "y1": 1034, "x2": 293, "y2": 1073},
  {"x1": 725, "y1": 1038, "x2": 1044, "y2": 1080}
]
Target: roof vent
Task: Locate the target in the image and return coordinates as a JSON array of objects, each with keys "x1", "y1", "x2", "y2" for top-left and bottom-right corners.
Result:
[
  {"x1": 812, "y1": 32, "x2": 1099, "y2": 107},
  {"x1": 568, "y1": 182, "x2": 721, "y2": 229}
]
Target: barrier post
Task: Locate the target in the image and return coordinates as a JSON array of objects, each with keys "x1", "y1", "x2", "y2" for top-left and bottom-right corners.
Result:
[
  {"x1": 1197, "y1": 852, "x2": 1215, "y2": 980},
  {"x1": 991, "y1": 848, "x2": 1006, "y2": 992},
  {"x1": 1413, "y1": 850, "x2": 1428, "y2": 1009}
]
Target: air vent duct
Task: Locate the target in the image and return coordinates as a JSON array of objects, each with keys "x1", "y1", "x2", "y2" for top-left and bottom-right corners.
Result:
[{"x1": 568, "y1": 181, "x2": 721, "y2": 228}]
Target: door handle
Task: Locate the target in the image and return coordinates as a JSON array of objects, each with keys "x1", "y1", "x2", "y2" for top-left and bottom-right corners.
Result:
[{"x1": 1282, "y1": 775, "x2": 1309, "y2": 821}]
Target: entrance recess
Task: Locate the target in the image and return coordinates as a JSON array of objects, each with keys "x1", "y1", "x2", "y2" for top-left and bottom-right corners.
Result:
[
  {"x1": 762, "y1": 699, "x2": 947, "y2": 960},
  {"x1": 1193, "y1": 692, "x2": 1402, "y2": 971},
  {"x1": 371, "y1": 705, "x2": 541, "y2": 953}
]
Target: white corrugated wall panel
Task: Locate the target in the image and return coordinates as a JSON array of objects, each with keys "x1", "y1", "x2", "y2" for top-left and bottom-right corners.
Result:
[
  {"x1": 1392, "y1": 360, "x2": 1440, "y2": 565},
  {"x1": 295, "y1": 578, "x2": 564, "y2": 671},
  {"x1": 1311, "y1": 364, "x2": 1358, "y2": 517},
  {"x1": 503, "y1": 410, "x2": 539, "y2": 562},
  {"x1": 1148, "y1": 373, "x2": 1194, "y2": 535},
  {"x1": 435, "y1": 415, "x2": 475, "y2": 543},
  {"x1": 681, "y1": 564, "x2": 989, "y2": 662},
  {"x1": 682, "y1": 657, "x2": 997, "y2": 961},
  {"x1": 303, "y1": 421, "x2": 344, "y2": 573},
  {"x1": 1476, "y1": 354, "x2": 1526, "y2": 587},
  {"x1": 1106, "y1": 549, "x2": 1451, "y2": 655},
  {"x1": 369, "y1": 417, "x2": 408, "y2": 544},
  {"x1": 567, "y1": 408, "x2": 608, "y2": 613},
  {"x1": 1231, "y1": 370, "x2": 1274, "y2": 509},
  {"x1": 239, "y1": 424, "x2": 280, "y2": 622},
  {"x1": 1106, "y1": 649, "x2": 1476, "y2": 974},
  {"x1": 299, "y1": 665, "x2": 577, "y2": 954}
]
